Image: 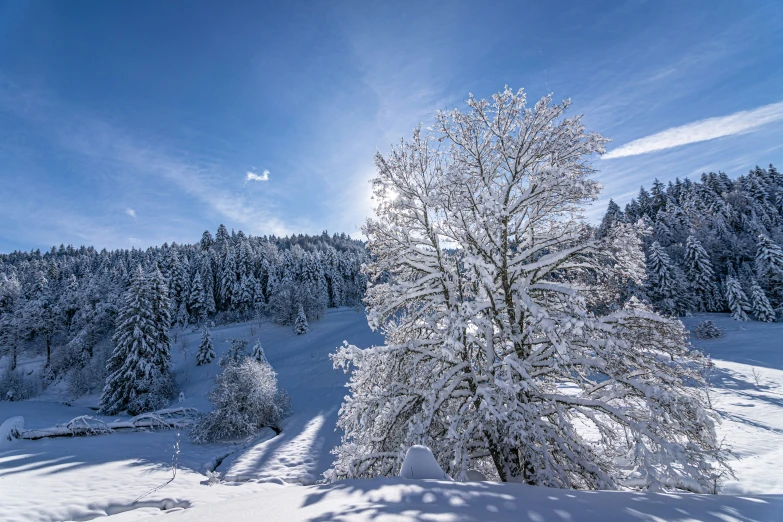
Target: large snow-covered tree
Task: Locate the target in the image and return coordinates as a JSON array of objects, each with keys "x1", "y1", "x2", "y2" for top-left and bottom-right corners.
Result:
[
  {"x1": 331, "y1": 87, "x2": 728, "y2": 491},
  {"x1": 100, "y1": 266, "x2": 173, "y2": 415}
]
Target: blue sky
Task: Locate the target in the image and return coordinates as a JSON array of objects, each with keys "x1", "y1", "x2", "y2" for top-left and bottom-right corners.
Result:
[{"x1": 1, "y1": 0, "x2": 781, "y2": 252}]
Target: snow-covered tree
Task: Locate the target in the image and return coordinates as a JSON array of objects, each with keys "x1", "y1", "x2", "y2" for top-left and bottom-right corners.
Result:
[
  {"x1": 191, "y1": 357, "x2": 288, "y2": 443},
  {"x1": 252, "y1": 339, "x2": 267, "y2": 365},
  {"x1": 221, "y1": 338, "x2": 248, "y2": 366},
  {"x1": 750, "y1": 280, "x2": 775, "y2": 322},
  {"x1": 684, "y1": 235, "x2": 720, "y2": 312},
  {"x1": 196, "y1": 326, "x2": 215, "y2": 366},
  {"x1": 294, "y1": 305, "x2": 309, "y2": 335},
  {"x1": 100, "y1": 266, "x2": 173, "y2": 415},
  {"x1": 724, "y1": 275, "x2": 750, "y2": 321},
  {"x1": 646, "y1": 241, "x2": 687, "y2": 315},
  {"x1": 756, "y1": 234, "x2": 783, "y2": 305},
  {"x1": 331, "y1": 88, "x2": 727, "y2": 491}
]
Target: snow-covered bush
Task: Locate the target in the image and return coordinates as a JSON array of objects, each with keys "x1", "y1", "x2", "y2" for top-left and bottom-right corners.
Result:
[
  {"x1": 191, "y1": 358, "x2": 289, "y2": 444},
  {"x1": 693, "y1": 320, "x2": 723, "y2": 340},
  {"x1": 0, "y1": 367, "x2": 41, "y2": 401}
]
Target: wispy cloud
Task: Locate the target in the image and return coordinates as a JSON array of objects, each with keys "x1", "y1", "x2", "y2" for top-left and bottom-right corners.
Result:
[
  {"x1": 246, "y1": 170, "x2": 269, "y2": 182},
  {"x1": 603, "y1": 101, "x2": 783, "y2": 159},
  {"x1": 125, "y1": 207, "x2": 136, "y2": 218}
]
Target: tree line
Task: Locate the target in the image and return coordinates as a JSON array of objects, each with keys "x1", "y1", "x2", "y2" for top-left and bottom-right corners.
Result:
[
  {"x1": 0, "y1": 227, "x2": 367, "y2": 399},
  {"x1": 598, "y1": 165, "x2": 783, "y2": 320}
]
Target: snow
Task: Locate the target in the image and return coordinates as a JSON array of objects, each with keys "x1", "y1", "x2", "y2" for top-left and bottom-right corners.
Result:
[
  {"x1": 399, "y1": 445, "x2": 451, "y2": 480},
  {"x1": 1, "y1": 309, "x2": 783, "y2": 520},
  {"x1": 137, "y1": 478, "x2": 782, "y2": 522}
]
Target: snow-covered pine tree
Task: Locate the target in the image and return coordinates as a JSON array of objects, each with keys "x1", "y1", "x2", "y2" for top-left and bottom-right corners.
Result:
[
  {"x1": 596, "y1": 199, "x2": 622, "y2": 238},
  {"x1": 756, "y1": 234, "x2": 783, "y2": 306},
  {"x1": 189, "y1": 271, "x2": 206, "y2": 322},
  {"x1": 750, "y1": 280, "x2": 775, "y2": 322},
  {"x1": 684, "y1": 235, "x2": 720, "y2": 312},
  {"x1": 196, "y1": 326, "x2": 215, "y2": 365},
  {"x1": 724, "y1": 274, "x2": 750, "y2": 321},
  {"x1": 646, "y1": 241, "x2": 687, "y2": 315},
  {"x1": 331, "y1": 87, "x2": 727, "y2": 491},
  {"x1": 252, "y1": 339, "x2": 268, "y2": 365},
  {"x1": 100, "y1": 266, "x2": 173, "y2": 415},
  {"x1": 294, "y1": 304, "x2": 309, "y2": 335},
  {"x1": 221, "y1": 338, "x2": 248, "y2": 366}
]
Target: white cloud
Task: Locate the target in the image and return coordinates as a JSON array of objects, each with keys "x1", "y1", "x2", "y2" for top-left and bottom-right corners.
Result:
[
  {"x1": 603, "y1": 101, "x2": 783, "y2": 159},
  {"x1": 125, "y1": 207, "x2": 136, "y2": 218},
  {"x1": 246, "y1": 170, "x2": 269, "y2": 182}
]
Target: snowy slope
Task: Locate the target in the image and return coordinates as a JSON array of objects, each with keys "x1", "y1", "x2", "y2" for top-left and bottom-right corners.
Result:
[
  {"x1": 2, "y1": 310, "x2": 783, "y2": 521},
  {"x1": 682, "y1": 313, "x2": 783, "y2": 495},
  {"x1": 0, "y1": 308, "x2": 383, "y2": 521}
]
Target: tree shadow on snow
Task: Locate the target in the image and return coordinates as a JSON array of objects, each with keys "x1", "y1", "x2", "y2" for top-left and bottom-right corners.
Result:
[{"x1": 298, "y1": 478, "x2": 783, "y2": 522}]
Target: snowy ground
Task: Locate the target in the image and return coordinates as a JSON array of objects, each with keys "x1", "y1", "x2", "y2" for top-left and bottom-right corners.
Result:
[{"x1": 1, "y1": 309, "x2": 782, "y2": 521}]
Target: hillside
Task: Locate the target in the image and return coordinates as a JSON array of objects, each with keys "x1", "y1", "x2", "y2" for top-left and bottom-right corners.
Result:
[{"x1": 1, "y1": 310, "x2": 783, "y2": 520}]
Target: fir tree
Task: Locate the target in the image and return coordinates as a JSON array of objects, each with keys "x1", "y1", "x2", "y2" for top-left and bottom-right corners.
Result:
[
  {"x1": 596, "y1": 199, "x2": 622, "y2": 238},
  {"x1": 100, "y1": 266, "x2": 173, "y2": 415},
  {"x1": 222, "y1": 338, "x2": 249, "y2": 366},
  {"x1": 756, "y1": 234, "x2": 783, "y2": 304},
  {"x1": 188, "y1": 271, "x2": 206, "y2": 322},
  {"x1": 294, "y1": 304, "x2": 309, "y2": 335},
  {"x1": 646, "y1": 241, "x2": 686, "y2": 315},
  {"x1": 196, "y1": 326, "x2": 215, "y2": 366},
  {"x1": 684, "y1": 235, "x2": 720, "y2": 311},
  {"x1": 750, "y1": 280, "x2": 775, "y2": 322},
  {"x1": 724, "y1": 275, "x2": 750, "y2": 321},
  {"x1": 252, "y1": 339, "x2": 268, "y2": 365}
]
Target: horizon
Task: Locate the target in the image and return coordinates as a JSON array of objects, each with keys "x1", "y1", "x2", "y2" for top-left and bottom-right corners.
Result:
[{"x1": 1, "y1": 0, "x2": 782, "y2": 252}]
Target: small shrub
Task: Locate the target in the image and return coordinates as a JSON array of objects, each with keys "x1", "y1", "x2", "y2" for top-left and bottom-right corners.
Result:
[
  {"x1": 694, "y1": 320, "x2": 722, "y2": 340},
  {"x1": 191, "y1": 358, "x2": 289, "y2": 444},
  {"x1": 0, "y1": 367, "x2": 41, "y2": 401}
]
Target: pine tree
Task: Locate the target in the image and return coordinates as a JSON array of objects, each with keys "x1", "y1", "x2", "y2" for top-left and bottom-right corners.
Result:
[
  {"x1": 646, "y1": 241, "x2": 686, "y2": 315},
  {"x1": 331, "y1": 88, "x2": 727, "y2": 491},
  {"x1": 724, "y1": 275, "x2": 750, "y2": 321},
  {"x1": 750, "y1": 280, "x2": 775, "y2": 322},
  {"x1": 684, "y1": 235, "x2": 720, "y2": 311},
  {"x1": 294, "y1": 305, "x2": 309, "y2": 335},
  {"x1": 189, "y1": 271, "x2": 206, "y2": 322},
  {"x1": 756, "y1": 234, "x2": 783, "y2": 305},
  {"x1": 597, "y1": 199, "x2": 623, "y2": 238},
  {"x1": 196, "y1": 326, "x2": 215, "y2": 366},
  {"x1": 200, "y1": 230, "x2": 214, "y2": 251},
  {"x1": 100, "y1": 267, "x2": 173, "y2": 415},
  {"x1": 252, "y1": 339, "x2": 268, "y2": 365},
  {"x1": 222, "y1": 338, "x2": 249, "y2": 366}
]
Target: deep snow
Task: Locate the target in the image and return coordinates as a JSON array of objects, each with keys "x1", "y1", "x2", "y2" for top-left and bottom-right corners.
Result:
[{"x1": 1, "y1": 309, "x2": 782, "y2": 521}]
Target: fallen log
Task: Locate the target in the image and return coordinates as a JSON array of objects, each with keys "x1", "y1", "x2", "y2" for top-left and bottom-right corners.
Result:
[{"x1": 15, "y1": 407, "x2": 201, "y2": 440}]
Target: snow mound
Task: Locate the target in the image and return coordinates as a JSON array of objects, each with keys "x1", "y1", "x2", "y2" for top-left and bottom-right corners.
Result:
[
  {"x1": 0, "y1": 416, "x2": 24, "y2": 447},
  {"x1": 399, "y1": 445, "x2": 451, "y2": 480}
]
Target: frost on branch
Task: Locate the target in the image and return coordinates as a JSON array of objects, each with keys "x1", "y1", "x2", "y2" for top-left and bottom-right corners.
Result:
[{"x1": 329, "y1": 87, "x2": 730, "y2": 492}]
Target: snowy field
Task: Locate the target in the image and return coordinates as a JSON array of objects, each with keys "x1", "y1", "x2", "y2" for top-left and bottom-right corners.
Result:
[{"x1": 2, "y1": 309, "x2": 783, "y2": 521}]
